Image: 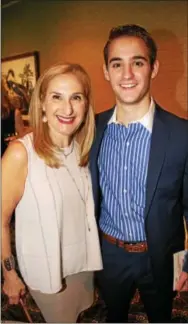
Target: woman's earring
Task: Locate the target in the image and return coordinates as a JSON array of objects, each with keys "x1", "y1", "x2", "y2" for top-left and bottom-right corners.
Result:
[{"x1": 42, "y1": 111, "x2": 47, "y2": 123}]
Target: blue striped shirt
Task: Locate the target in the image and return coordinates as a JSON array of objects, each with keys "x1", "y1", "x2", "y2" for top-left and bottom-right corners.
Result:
[{"x1": 98, "y1": 104, "x2": 154, "y2": 241}]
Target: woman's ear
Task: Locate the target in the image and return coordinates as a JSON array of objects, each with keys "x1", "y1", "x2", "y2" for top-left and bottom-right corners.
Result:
[{"x1": 42, "y1": 104, "x2": 47, "y2": 123}]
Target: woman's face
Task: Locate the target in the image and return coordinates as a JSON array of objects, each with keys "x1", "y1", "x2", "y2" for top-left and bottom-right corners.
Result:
[{"x1": 42, "y1": 73, "x2": 87, "y2": 147}]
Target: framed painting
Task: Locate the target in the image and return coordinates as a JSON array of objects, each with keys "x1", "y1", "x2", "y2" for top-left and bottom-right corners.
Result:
[{"x1": 1, "y1": 51, "x2": 40, "y2": 122}]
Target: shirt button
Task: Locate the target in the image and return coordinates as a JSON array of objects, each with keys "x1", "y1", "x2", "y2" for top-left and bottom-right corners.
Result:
[
  {"x1": 126, "y1": 142, "x2": 130, "y2": 146},
  {"x1": 124, "y1": 166, "x2": 127, "y2": 171},
  {"x1": 124, "y1": 189, "x2": 127, "y2": 194}
]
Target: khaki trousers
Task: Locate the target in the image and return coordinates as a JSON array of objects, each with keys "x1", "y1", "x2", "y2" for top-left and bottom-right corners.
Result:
[{"x1": 29, "y1": 272, "x2": 94, "y2": 323}]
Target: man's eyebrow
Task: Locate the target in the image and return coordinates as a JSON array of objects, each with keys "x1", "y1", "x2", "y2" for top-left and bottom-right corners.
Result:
[
  {"x1": 109, "y1": 57, "x2": 122, "y2": 64},
  {"x1": 109, "y1": 56, "x2": 149, "y2": 64},
  {"x1": 132, "y1": 55, "x2": 148, "y2": 62}
]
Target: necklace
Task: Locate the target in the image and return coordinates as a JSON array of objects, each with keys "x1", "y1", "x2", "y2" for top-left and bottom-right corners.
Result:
[
  {"x1": 59, "y1": 141, "x2": 74, "y2": 157},
  {"x1": 63, "y1": 150, "x2": 91, "y2": 231}
]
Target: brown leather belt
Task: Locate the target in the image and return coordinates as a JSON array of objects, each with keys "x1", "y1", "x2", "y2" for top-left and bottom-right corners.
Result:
[{"x1": 102, "y1": 232, "x2": 148, "y2": 252}]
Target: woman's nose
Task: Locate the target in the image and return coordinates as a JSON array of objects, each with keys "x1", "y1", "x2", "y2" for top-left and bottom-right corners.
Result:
[{"x1": 63, "y1": 101, "x2": 73, "y2": 116}]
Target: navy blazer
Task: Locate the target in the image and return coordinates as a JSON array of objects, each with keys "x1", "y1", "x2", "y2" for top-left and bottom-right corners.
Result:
[
  {"x1": 90, "y1": 103, "x2": 188, "y2": 285},
  {"x1": 183, "y1": 251, "x2": 188, "y2": 272}
]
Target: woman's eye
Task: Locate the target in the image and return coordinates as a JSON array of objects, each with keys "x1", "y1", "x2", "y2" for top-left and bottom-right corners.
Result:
[
  {"x1": 72, "y1": 95, "x2": 82, "y2": 101},
  {"x1": 52, "y1": 94, "x2": 61, "y2": 100}
]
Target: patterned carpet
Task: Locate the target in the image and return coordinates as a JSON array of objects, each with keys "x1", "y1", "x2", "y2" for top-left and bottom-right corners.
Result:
[
  {"x1": 1, "y1": 222, "x2": 188, "y2": 323},
  {"x1": 2, "y1": 287, "x2": 188, "y2": 323}
]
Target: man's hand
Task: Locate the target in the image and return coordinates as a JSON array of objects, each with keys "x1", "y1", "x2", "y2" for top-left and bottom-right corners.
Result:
[{"x1": 175, "y1": 271, "x2": 188, "y2": 291}]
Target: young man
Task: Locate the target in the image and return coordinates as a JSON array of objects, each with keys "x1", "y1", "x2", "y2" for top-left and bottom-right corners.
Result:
[{"x1": 90, "y1": 24, "x2": 188, "y2": 322}]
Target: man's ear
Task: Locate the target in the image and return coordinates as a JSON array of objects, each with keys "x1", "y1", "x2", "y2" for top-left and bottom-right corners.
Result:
[
  {"x1": 151, "y1": 59, "x2": 159, "y2": 79},
  {"x1": 103, "y1": 64, "x2": 110, "y2": 81}
]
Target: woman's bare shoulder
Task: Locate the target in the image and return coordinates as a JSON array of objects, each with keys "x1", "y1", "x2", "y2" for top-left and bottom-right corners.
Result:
[{"x1": 2, "y1": 140, "x2": 28, "y2": 166}]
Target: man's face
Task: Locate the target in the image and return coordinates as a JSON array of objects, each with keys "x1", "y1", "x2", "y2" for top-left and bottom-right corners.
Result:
[{"x1": 103, "y1": 36, "x2": 159, "y2": 109}]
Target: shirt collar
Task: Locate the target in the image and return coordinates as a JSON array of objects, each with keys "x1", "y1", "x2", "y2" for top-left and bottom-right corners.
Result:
[{"x1": 108, "y1": 98, "x2": 155, "y2": 133}]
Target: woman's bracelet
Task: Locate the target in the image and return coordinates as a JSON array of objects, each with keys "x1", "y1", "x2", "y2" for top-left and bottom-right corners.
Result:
[{"x1": 2, "y1": 255, "x2": 15, "y2": 271}]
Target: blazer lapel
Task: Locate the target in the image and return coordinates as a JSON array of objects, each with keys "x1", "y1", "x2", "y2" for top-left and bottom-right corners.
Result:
[
  {"x1": 145, "y1": 106, "x2": 170, "y2": 218},
  {"x1": 90, "y1": 108, "x2": 115, "y2": 166},
  {"x1": 90, "y1": 108, "x2": 114, "y2": 217}
]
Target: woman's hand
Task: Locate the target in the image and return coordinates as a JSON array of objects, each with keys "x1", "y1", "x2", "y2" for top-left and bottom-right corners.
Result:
[
  {"x1": 175, "y1": 271, "x2": 188, "y2": 292},
  {"x1": 3, "y1": 271, "x2": 26, "y2": 304}
]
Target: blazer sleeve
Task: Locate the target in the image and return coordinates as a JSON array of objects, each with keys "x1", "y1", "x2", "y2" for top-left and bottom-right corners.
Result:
[
  {"x1": 182, "y1": 116, "x2": 188, "y2": 224},
  {"x1": 183, "y1": 148, "x2": 188, "y2": 226}
]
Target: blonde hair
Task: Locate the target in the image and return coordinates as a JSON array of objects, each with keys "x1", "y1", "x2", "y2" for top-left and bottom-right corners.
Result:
[{"x1": 29, "y1": 63, "x2": 95, "y2": 168}]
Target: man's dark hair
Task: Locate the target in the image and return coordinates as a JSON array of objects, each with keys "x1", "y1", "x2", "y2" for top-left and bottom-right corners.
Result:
[{"x1": 103, "y1": 24, "x2": 157, "y2": 68}]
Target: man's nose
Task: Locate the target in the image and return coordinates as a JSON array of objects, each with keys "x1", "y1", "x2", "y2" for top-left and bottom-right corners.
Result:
[{"x1": 122, "y1": 64, "x2": 133, "y2": 79}]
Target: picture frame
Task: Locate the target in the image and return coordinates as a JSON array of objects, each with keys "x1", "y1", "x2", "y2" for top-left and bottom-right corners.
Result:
[{"x1": 1, "y1": 51, "x2": 40, "y2": 123}]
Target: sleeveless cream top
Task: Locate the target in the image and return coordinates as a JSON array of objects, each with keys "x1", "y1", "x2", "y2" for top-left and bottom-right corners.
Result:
[{"x1": 15, "y1": 133, "x2": 102, "y2": 293}]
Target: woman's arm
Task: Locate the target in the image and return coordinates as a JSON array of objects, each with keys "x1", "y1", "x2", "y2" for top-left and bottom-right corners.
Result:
[
  {"x1": 175, "y1": 251, "x2": 188, "y2": 291},
  {"x1": 2, "y1": 141, "x2": 28, "y2": 304}
]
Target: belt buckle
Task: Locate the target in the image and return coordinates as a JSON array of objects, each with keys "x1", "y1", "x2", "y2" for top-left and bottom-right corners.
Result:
[
  {"x1": 124, "y1": 242, "x2": 134, "y2": 252},
  {"x1": 124, "y1": 241, "x2": 146, "y2": 252},
  {"x1": 128, "y1": 243, "x2": 136, "y2": 252}
]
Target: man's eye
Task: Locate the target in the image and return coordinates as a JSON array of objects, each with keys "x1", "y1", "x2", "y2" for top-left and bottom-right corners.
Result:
[
  {"x1": 134, "y1": 61, "x2": 144, "y2": 67},
  {"x1": 112, "y1": 62, "x2": 121, "y2": 68}
]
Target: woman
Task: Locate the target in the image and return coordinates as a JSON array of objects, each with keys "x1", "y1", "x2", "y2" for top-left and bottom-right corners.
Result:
[{"x1": 2, "y1": 63, "x2": 102, "y2": 323}]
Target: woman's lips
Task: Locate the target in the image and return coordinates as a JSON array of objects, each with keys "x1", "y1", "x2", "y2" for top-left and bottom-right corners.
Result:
[{"x1": 57, "y1": 115, "x2": 75, "y2": 124}]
